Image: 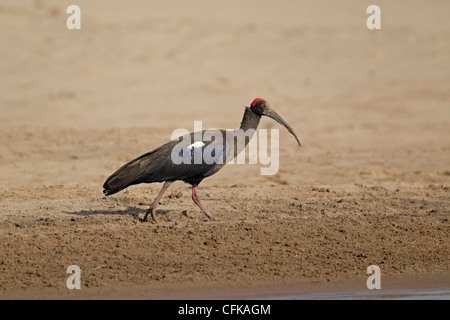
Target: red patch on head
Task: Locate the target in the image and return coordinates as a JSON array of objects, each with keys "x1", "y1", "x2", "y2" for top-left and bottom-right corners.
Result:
[{"x1": 251, "y1": 98, "x2": 265, "y2": 107}]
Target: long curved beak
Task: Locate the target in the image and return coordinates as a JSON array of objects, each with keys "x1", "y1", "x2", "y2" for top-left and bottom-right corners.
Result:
[{"x1": 263, "y1": 109, "x2": 302, "y2": 146}]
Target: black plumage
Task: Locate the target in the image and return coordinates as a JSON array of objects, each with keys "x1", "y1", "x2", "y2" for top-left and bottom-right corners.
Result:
[
  {"x1": 103, "y1": 98, "x2": 301, "y2": 222},
  {"x1": 103, "y1": 132, "x2": 226, "y2": 194}
]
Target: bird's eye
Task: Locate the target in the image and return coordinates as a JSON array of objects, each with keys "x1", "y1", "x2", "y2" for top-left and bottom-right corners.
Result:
[{"x1": 260, "y1": 104, "x2": 265, "y2": 108}]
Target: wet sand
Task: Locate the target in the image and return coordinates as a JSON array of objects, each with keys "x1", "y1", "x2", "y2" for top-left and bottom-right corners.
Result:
[{"x1": 0, "y1": 1, "x2": 449, "y2": 299}]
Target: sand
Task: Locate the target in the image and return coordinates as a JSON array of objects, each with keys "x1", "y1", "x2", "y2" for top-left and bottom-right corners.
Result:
[{"x1": 0, "y1": 0, "x2": 449, "y2": 299}]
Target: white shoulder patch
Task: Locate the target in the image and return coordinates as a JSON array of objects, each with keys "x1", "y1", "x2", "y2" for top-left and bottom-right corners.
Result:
[{"x1": 187, "y1": 141, "x2": 205, "y2": 150}]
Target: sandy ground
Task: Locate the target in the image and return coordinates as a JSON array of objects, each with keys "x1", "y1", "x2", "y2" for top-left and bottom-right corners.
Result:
[{"x1": 0, "y1": 0, "x2": 449, "y2": 299}]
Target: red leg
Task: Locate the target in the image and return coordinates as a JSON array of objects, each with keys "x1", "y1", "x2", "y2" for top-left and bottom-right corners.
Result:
[
  {"x1": 142, "y1": 180, "x2": 173, "y2": 222},
  {"x1": 191, "y1": 184, "x2": 219, "y2": 221}
]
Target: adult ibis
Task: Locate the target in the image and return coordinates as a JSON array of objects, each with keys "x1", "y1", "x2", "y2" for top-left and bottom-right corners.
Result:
[{"x1": 103, "y1": 98, "x2": 301, "y2": 222}]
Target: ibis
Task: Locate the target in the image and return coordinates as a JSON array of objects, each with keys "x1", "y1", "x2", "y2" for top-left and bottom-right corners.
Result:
[{"x1": 103, "y1": 98, "x2": 301, "y2": 222}]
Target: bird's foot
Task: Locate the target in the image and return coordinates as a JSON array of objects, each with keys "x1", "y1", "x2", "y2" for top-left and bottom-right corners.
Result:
[
  {"x1": 139, "y1": 211, "x2": 149, "y2": 222},
  {"x1": 207, "y1": 215, "x2": 220, "y2": 222},
  {"x1": 139, "y1": 217, "x2": 158, "y2": 224},
  {"x1": 140, "y1": 209, "x2": 158, "y2": 223}
]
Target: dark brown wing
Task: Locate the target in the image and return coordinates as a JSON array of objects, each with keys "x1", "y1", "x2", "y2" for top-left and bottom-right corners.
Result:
[{"x1": 103, "y1": 131, "x2": 228, "y2": 195}]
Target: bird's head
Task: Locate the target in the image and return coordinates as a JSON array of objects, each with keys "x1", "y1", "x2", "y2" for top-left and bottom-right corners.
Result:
[{"x1": 250, "y1": 98, "x2": 301, "y2": 146}]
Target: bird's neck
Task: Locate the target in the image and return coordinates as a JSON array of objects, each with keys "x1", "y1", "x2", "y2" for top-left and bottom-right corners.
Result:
[
  {"x1": 239, "y1": 107, "x2": 261, "y2": 132},
  {"x1": 221, "y1": 107, "x2": 261, "y2": 162}
]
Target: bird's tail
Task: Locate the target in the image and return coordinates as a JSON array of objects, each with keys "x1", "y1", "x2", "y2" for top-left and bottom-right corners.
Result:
[
  {"x1": 103, "y1": 164, "x2": 140, "y2": 196},
  {"x1": 103, "y1": 150, "x2": 157, "y2": 196},
  {"x1": 103, "y1": 174, "x2": 130, "y2": 196}
]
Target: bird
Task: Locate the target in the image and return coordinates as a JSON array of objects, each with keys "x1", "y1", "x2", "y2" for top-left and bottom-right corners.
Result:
[{"x1": 103, "y1": 98, "x2": 301, "y2": 222}]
